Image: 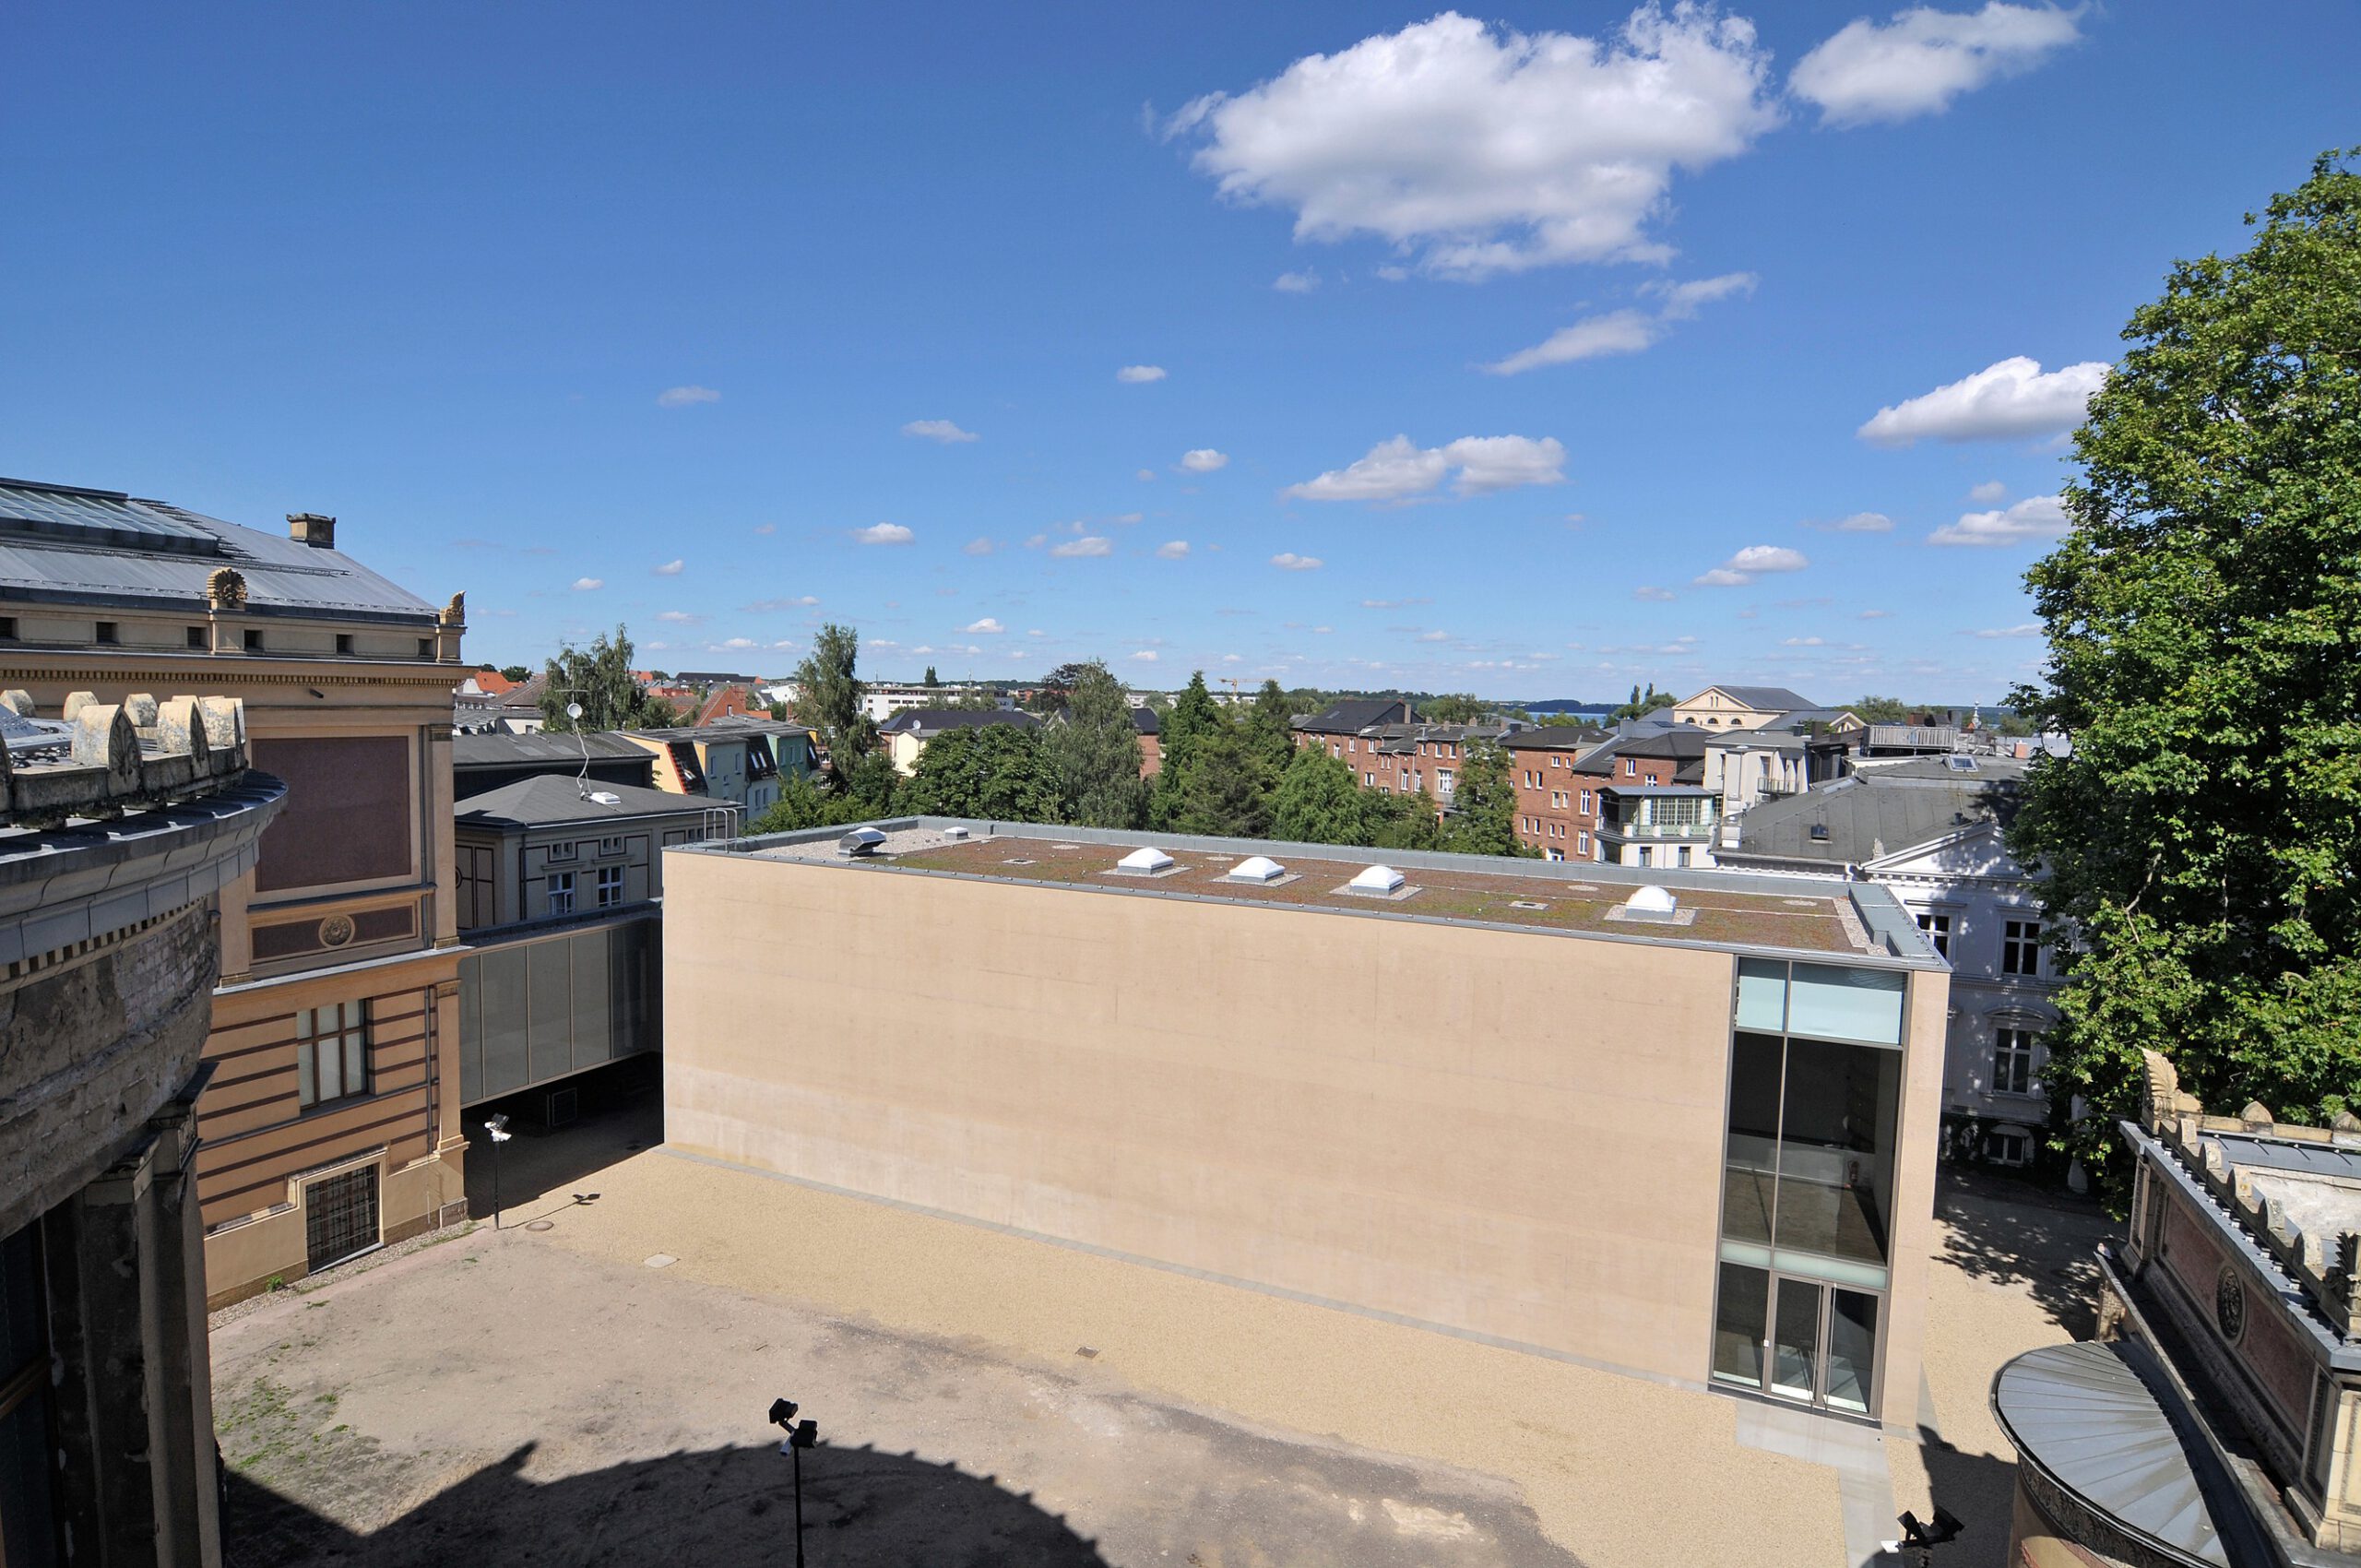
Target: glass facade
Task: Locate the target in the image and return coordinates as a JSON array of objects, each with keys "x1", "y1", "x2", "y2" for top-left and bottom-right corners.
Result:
[{"x1": 1714, "y1": 956, "x2": 1908, "y2": 1414}]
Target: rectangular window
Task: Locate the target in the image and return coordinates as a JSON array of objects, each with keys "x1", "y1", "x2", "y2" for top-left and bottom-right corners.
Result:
[
  {"x1": 186, "y1": 624, "x2": 207, "y2": 649},
  {"x1": 295, "y1": 1002, "x2": 371, "y2": 1110},
  {"x1": 1624, "y1": 758, "x2": 1637, "y2": 777},
  {"x1": 2003, "y1": 920, "x2": 2044, "y2": 976},
  {"x1": 95, "y1": 620, "x2": 118, "y2": 645},
  {"x1": 1637, "y1": 847, "x2": 1652, "y2": 867},
  {"x1": 244, "y1": 627, "x2": 264, "y2": 651},
  {"x1": 417, "y1": 637, "x2": 433, "y2": 659},
  {"x1": 336, "y1": 633, "x2": 354, "y2": 655},
  {"x1": 1678, "y1": 846, "x2": 1693, "y2": 867},
  {"x1": 598, "y1": 837, "x2": 624, "y2": 857},
  {"x1": 1988, "y1": 1131, "x2": 2030, "y2": 1165},
  {"x1": 1577, "y1": 830, "x2": 1590, "y2": 855},
  {"x1": 547, "y1": 872, "x2": 575, "y2": 916},
  {"x1": 1995, "y1": 1027, "x2": 2039, "y2": 1095},
  {"x1": 1438, "y1": 769, "x2": 1454, "y2": 792},
  {"x1": 597, "y1": 865, "x2": 623, "y2": 908},
  {"x1": 0, "y1": 617, "x2": 15, "y2": 641},
  {"x1": 545, "y1": 840, "x2": 579, "y2": 862},
  {"x1": 1916, "y1": 912, "x2": 1952, "y2": 958}
]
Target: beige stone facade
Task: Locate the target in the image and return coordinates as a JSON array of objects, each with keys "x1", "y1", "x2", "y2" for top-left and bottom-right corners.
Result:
[{"x1": 661, "y1": 827, "x2": 1950, "y2": 1427}]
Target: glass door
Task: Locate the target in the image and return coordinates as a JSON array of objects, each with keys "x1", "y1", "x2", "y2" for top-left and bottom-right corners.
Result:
[
  {"x1": 1711, "y1": 1264, "x2": 1882, "y2": 1415},
  {"x1": 1769, "y1": 1277, "x2": 1821, "y2": 1400}
]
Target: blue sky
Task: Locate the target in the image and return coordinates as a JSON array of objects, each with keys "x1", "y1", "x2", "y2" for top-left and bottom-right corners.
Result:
[{"x1": 2, "y1": 4, "x2": 2349, "y2": 701}]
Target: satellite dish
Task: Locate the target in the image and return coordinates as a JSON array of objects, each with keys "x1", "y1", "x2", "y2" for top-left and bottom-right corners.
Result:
[{"x1": 566, "y1": 702, "x2": 585, "y2": 720}]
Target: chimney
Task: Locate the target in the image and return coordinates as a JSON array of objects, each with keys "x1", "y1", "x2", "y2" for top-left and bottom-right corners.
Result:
[{"x1": 287, "y1": 513, "x2": 337, "y2": 550}]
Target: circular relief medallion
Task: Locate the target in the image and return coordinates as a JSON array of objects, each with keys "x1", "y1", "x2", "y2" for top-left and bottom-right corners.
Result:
[
  {"x1": 2216, "y1": 1265, "x2": 2247, "y2": 1344},
  {"x1": 319, "y1": 914, "x2": 356, "y2": 948}
]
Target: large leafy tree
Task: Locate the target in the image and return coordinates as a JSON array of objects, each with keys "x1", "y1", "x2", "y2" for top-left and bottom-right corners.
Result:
[
  {"x1": 1170, "y1": 724, "x2": 1276, "y2": 839},
  {"x1": 1272, "y1": 747, "x2": 1375, "y2": 846},
  {"x1": 901, "y1": 724, "x2": 1058, "y2": 822},
  {"x1": 790, "y1": 623, "x2": 873, "y2": 755},
  {"x1": 1041, "y1": 660, "x2": 1145, "y2": 828},
  {"x1": 1243, "y1": 679, "x2": 1296, "y2": 776},
  {"x1": 2009, "y1": 149, "x2": 2361, "y2": 1187},
  {"x1": 540, "y1": 624, "x2": 670, "y2": 731},
  {"x1": 1437, "y1": 740, "x2": 1527, "y2": 857}
]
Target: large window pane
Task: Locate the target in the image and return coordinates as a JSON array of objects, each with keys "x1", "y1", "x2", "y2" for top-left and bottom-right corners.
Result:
[
  {"x1": 1722, "y1": 1032, "x2": 1784, "y2": 1246},
  {"x1": 1735, "y1": 957, "x2": 1787, "y2": 1031},
  {"x1": 1773, "y1": 1039, "x2": 1903, "y2": 1267},
  {"x1": 1771, "y1": 1278, "x2": 1820, "y2": 1401},
  {"x1": 1712, "y1": 1263, "x2": 1768, "y2": 1388},
  {"x1": 1826, "y1": 1291, "x2": 1879, "y2": 1414},
  {"x1": 1786, "y1": 964, "x2": 1906, "y2": 1046}
]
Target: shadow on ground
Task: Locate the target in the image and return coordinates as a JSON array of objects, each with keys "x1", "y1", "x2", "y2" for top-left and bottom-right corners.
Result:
[
  {"x1": 463, "y1": 1063, "x2": 662, "y2": 1220},
  {"x1": 1932, "y1": 1164, "x2": 2114, "y2": 1340},
  {"x1": 226, "y1": 1439, "x2": 1112, "y2": 1567}
]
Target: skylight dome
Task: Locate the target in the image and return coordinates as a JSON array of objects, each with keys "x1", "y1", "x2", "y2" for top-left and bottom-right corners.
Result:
[
  {"x1": 1347, "y1": 864, "x2": 1405, "y2": 894},
  {"x1": 1226, "y1": 855, "x2": 1286, "y2": 884},
  {"x1": 1115, "y1": 846, "x2": 1173, "y2": 873},
  {"x1": 1624, "y1": 885, "x2": 1678, "y2": 915}
]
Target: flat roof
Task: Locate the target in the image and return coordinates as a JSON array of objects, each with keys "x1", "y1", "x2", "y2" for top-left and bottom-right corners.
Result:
[{"x1": 687, "y1": 818, "x2": 1945, "y2": 966}]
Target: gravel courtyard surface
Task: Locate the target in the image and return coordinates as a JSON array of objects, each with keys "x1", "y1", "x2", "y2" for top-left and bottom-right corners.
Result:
[{"x1": 209, "y1": 1101, "x2": 2106, "y2": 1567}]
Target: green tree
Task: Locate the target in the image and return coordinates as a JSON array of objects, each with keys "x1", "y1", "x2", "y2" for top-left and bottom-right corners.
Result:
[
  {"x1": 1852, "y1": 695, "x2": 1912, "y2": 724},
  {"x1": 922, "y1": 664, "x2": 939, "y2": 686},
  {"x1": 540, "y1": 624, "x2": 670, "y2": 731},
  {"x1": 1041, "y1": 661, "x2": 1145, "y2": 828},
  {"x1": 790, "y1": 624, "x2": 872, "y2": 755},
  {"x1": 1151, "y1": 671, "x2": 1223, "y2": 828},
  {"x1": 1371, "y1": 789, "x2": 1443, "y2": 852},
  {"x1": 498, "y1": 664, "x2": 529, "y2": 683},
  {"x1": 749, "y1": 773, "x2": 876, "y2": 834},
  {"x1": 1437, "y1": 740, "x2": 1525, "y2": 857},
  {"x1": 901, "y1": 724, "x2": 1057, "y2": 822},
  {"x1": 2007, "y1": 149, "x2": 2361, "y2": 1192},
  {"x1": 1170, "y1": 724, "x2": 1275, "y2": 839},
  {"x1": 1244, "y1": 679, "x2": 1296, "y2": 776},
  {"x1": 1420, "y1": 693, "x2": 1487, "y2": 724},
  {"x1": 951, "y1": 685, "x2": 1001, "y2": 712},
  {"x1": 1271, "y1": 747, "x2": 1375, "y2": 847}
]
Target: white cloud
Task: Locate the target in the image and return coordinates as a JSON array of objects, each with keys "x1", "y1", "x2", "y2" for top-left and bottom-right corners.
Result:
[
  {"x1": 1782, "y1": 636, "x2": 1826, "y2": 647},
  {"x1": 1169, "y1": 8, "x2": 1779, "y2": 279},
  {"x1": 1284, "y1": 433, "x2": 1564, "y2": 501},
  {"x1": 1129, "y1": 649, "x2": 1161, "y2": 662},
  {"x1": 720, "y1": 637, "x2": 757, "y2": 650},
  {"x1": 1117, "y1": 364, "x2": 1167, "y2": 384},
  {"x1": 1968, "y1": 480, "x2": 2009, "y2": 503},
  {"x1": 1792, "y1": 3, "x2": 2082, "y2": 126},
  {"x1": 1050, "y1": 536, "x2": 1112, "y2": 558},
  {"x1": 1221, "y1": 653, "x2": 1244, "y2": 664},
  {"x1": 1271, "y1": 552, "x2": 1324, "y2": 571},
  {"x1": 1859, "y1": 609, "x2": 1892, "y2": 619},
  {"x1": 1633, "y1": 586, "x2": 1678, "y2": 602},
  {"x1": 902, "y1": 419, "x2": 979, "y2": 444},
  {"x1": 1136, "y1": 468, "x2": 1157, "y2": 481},
  {"x1": 963, "y1": 617, "x2": 1005, "y2": 635},
  {"x1": 1929, "y1": 493, "x2": 2070, "y2": 546},
  {"x1": 572, "y1": 576, "x2": 603, "y2": 591},
  {"x1": 742, "y1": 596, "x2": 820, "y2": 611},
  {"x1": 1274, "y1": 269, "x2": 1320, "y2": 292},
  {"x1": 656, "y1": 610, "x2": 702, "y2": 624},
  {"x1": 1486, "y1": 271, "x2": 1759, "y2": 374},
  {"x1": 656, "y1": 386, "x2": 719, "y2": 408},
  {"x1": 1180, "y1": 448, "x2": 1229, "y2": 473},
  {"x1": 1024, "y1": 532, "x2": 1049, "y2": 549},
  {"x1": 1858, "y1": 356, "x2": 2106, "y2": 445},
  {"x1": 753, "y1": 523, "x2": 777, "y2": 535},
  {"x1": 653, "y1": 558, "x2": 685, "y2": 576},
  {"x1": 963, "y1": 536, "x2": 997, "y2": 556},
  {"x1": 1695, "y1": 544, "x2": 1809, "y2": 587},
  {"x1": 1157, "y1": 540, "x2": 1191, "y2": 559},
  {"x1": 855, "y1": 522, "x2": 914, "y2": 545},
  {"x1": 1826, "y1": 511, "x2": 1894, "y2": 532},
  {"x1": 1417, "y1": 630, "x2": 1451, "y2": 643},
  {"x1": 1971, "y1": 623, "x2": 2044, "y2": 638}
]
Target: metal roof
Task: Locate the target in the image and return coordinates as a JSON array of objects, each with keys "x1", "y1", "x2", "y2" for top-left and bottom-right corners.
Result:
[
  {"x1": 452, "y1": 731, "x2": 660, "y2": 769},
  {"x1": 453, "y1": 774, "x2": 719, "y2": 830},
  {"x1": 2205, "y1": 1133, "x2": 2361, "y2": 1182},
  {"x1": 1698, "y1": 684, "x2": 1815, "y2": 711},
  {"x1": 1991, "y1": 1341, "x2": 2231, "y2": 1567},
  {"x1": 1723, "y1": 758, "x2": 2029, "y2": 866},
  {"x1": 1600, "y1": 783, "x2": 1715, "y2": 798},
  {"x1": 0, "y1": 479, "x2": 439, "y2": 623}
]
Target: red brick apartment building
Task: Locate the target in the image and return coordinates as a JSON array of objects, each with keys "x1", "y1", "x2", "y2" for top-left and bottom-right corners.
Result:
[
  {"x1": 1291, "y1": 699, "x2": 1506, "y2": 808},
  {"x1": 1506, "y1": 727, "x2": 1707, "y2": 860}
]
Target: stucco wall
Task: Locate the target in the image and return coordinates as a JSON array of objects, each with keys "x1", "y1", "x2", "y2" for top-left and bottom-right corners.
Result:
[{"x1": 663, "y1": 849, "x2": 1945, "y2": 1398}]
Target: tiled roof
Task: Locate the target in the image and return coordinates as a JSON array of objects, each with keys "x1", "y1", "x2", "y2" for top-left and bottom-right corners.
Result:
[
  {"x1": 877, "y1": 708, "x2": 1041, "y2": 735},
  {"x1": 1295, "y1": 698, "x2": 1412, "y2": 734}
]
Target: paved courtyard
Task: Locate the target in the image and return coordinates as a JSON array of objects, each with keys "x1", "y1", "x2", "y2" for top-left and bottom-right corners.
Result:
[{"x1": 211, "y1": 1099, "x2": 2109, "y2": 1567}]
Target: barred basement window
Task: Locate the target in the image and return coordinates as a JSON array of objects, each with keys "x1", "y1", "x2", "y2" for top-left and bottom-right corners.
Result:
[{"x1": 296, "y1": 1002, "x2": 371, "y2": 1110}]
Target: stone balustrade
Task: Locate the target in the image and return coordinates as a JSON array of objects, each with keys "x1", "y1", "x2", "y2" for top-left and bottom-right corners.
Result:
[
  {"x1": 0, "y1": 687, "x2": 252, "y2": 828},
  {"x1": 2141, "y1": 1048, "x2": 2361, "y2": 1336}
]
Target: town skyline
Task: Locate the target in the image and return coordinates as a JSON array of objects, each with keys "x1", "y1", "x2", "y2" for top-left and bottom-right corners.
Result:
[{"x1": 5, "y1": 1, "x2": 2350, "y2": 698}]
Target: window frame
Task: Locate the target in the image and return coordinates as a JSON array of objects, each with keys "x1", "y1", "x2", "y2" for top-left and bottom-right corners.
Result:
[
  {"x1": 2002, "y1": 919, "x2": 2045, "y2": 976},
  {"x1": 295, "y1": 1001, "x2": 372, "y2": 1111},
  {"x1": 547, "y1": 870, "x2": 576, "y2": 916}
]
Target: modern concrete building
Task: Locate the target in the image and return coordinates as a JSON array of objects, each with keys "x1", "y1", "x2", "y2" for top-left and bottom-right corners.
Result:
[
  {"x1": 0, "y1": 693, "x2": 283, "y2": 1566},
  {"x1": 1714, "y1": 754, "x2": 2062, "y2": 1169},
  {"x1": 1993, "y1": 1054, "x2": 2361, "y2": 1565},
  {"x1": 0, "y1": 477, "x2": 471, "y2": 1306},
  {"x1": 661, "y1": 819, "x2": 1952, "y2": 1427},
  {"x1": 450, "y1": 777, "x2": 730, "y2": 1113}
]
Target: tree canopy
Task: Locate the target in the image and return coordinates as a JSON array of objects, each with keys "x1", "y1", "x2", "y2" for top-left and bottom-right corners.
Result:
[
  {"x1": 900, "y1": 723, "x2": 1058, "y2": 822},
  {"x1": 1041, "y1": 661, "x2": 1145, "y2": 828},
  {"x1": 539, "y1": 624, "x2": 670, "y2": 731},
  {"x1": 2008, "y1": 148, "x2": 2361, "y2": 1188},
  {"x1": 790, "y1": 623, "x2": 875, "y2": 757},
  {"x1": 1435, "y1": 740, "x2": 1526, "y2": 857}
]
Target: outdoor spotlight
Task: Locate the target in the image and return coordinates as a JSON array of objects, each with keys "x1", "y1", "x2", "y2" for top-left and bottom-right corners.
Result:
[
  {"x1": 768, "y1": 1397, "x2": 799, "y2": 1430},
  {"x1": 1896, "y1": 1509, "x2": 1964, "y2": 1549},
  {"x1": 483, "y1": 1112, "x2": 512, "y2": 1144},
  {"x1": 790, "y1": 1419, "x2": 819, "y2": 1450}
]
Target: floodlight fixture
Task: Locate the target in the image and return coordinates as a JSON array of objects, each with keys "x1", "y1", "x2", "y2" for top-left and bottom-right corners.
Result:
[
  {"x1": 482, "y1": 1113, "x2": 512, "y2": 1229},
  {"x1": 768, "y1": 1396, "x2": 817, "y2": 1566},
  {"x1": 483, "y1": 1113, "x2": 513, "y2": 1143},
  {"x1": 768, "y1": 1397, "x2": 799, "y2": 1429}
]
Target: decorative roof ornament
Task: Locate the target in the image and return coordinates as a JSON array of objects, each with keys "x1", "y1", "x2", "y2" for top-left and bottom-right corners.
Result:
[
  {"x1": 207, "y1": 565, "x2": 248, "y2": 612},
  {"x1": 442, "y1": 591, "x2": 466, "y2": 625}
]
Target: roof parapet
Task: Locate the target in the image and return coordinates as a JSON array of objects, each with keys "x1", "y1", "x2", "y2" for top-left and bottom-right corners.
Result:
[
  {"x1": 1, "y1": 691, "x2": 252, "y2": 828},
  {"x1": 2141, "y1": 1049, "x2": 2361, "y2": 1337}
]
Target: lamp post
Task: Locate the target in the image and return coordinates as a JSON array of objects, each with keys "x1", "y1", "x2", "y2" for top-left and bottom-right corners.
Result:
[
  {"x1": 483, "y1": 1113, "x2": 512, "y2": 1229},
  {"x1": 1885, "y1": 1507, "x2": 1963, "y2": 1568},
  {"x1": 768, "y1": 1397, "x2": 819, "y2": 1566}
]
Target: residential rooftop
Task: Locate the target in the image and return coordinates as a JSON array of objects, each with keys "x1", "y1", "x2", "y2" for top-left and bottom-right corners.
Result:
[
  {"x1": 693, "y1": 817, "x2": 1946, "y2": 965},
  {"x1": 454, "y1": 774, "x2": 731, "y2": 831},
  {"x1": 1721, "y1": 754, "x2": 2029, "y2": 868}
]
